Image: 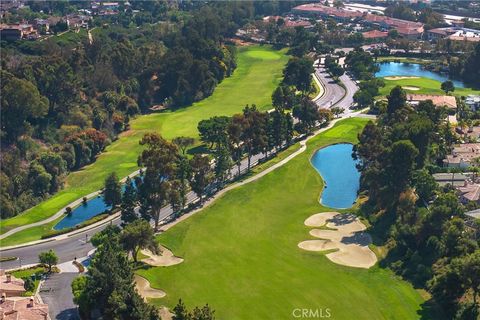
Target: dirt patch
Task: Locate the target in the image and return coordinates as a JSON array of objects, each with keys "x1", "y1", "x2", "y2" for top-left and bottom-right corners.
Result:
[
  {"x1": 384, "y1": 76, "x2": 420, "y2": 80},
  {"x1": 120, "y1": 129, "x2": 136, "y2": 137},
  {"x1": 141, "y1": 246, "x2": 184, "y2": 267},
  {"x1": 299, "y1": 212, "x2": 377, "y2": 269},
  {"x1": 159, "y1": 307, "x2": 173, "y2": 320},
  {"x1": 228, "y1": 38, "x2": 254, "y2": 46},
  {"x1": 402, "y1": 86, "x2": 420, "y2": 91},
  {"x1": 134, "y1": 275, "x2": 166, "y2": 300}
]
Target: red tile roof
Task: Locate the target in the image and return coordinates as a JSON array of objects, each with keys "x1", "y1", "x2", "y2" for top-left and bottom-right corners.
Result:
[{"x1": 362, "y1": 30, "x2": 388, "y2": 39}]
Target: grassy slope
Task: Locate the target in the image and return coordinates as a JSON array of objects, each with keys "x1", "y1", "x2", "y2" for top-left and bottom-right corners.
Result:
[
  {"x1": 379, "y1": 77, "x2": 480, "y2": 97},
  {"x1": 0, "y1": 46, "x2": 288, "y2": 241},
  {"x1": 138, "y1": 118, "x2": 427, "y2": 320}
]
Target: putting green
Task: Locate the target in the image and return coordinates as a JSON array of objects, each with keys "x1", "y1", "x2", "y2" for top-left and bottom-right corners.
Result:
[
  {"x1": 244, "y1": 49, "x2": 283, "y2": 60},
  {"x1": 137, "y1": 118, "x2": 428, "y2": 319},
  {"x1": 0, "y1": 45, "x2": 288, "y2": 245}
]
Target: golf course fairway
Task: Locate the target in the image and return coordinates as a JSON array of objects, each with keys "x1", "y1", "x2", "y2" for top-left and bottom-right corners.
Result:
[
  {"x1": 379, "y1": 77, "x2": 480, "y2": 97},
  {"x1": 0, "y1": 45, "x2": 288, "y2": 245},
  {"x1": 137, "y1": 118, "x2": 429, "y2": 319}
]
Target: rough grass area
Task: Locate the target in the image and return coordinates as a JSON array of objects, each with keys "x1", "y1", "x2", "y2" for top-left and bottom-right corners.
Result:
[
  {"x1": 137, "y1": 118, "x2": 430, "y2": 320},
  {"x1": 379, "y1": 77, "x2": 480, "y2": 97},
  {"x1": 0, "y1": 46, "x2": 288, "y2": 244}
]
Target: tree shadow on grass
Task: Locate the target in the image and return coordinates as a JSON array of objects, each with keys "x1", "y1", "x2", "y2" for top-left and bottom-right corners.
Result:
[{"x1": 187, "y1": 144, "x2": 210, "y2": 156}]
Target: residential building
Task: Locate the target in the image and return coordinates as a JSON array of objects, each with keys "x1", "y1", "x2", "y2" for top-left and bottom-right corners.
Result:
[
  {"x1": 456, "y1": 126, "x2": 480, "y2": 141},
  {"x1": 0, "y1": 295, "x2": 49, "y2": 320},
  {"x1": 362, "y1": 13, "x2": 424, "y2": 39},
  {"x1": 457, "y1": 182, "x2": 480, "y2": 203},
  {"x1": 407, "y1": 94, "x2": 457, "y2": 110},
  {"x1": 427, "y1": 27, "x2": 480, "y2": 42},
  {"x1": 443, "y1": 143, "x2": 480, "y2": 168},
  {"x1": 465, "y1": 208, "x2": 480, "y2": 220},
  {"x1": 33, "y1": 18, "x2": 49, "y2": 32},
  {"x1": 432, "y1": 172, "x2": 468, "y2": 187},
  {"x1": 65, "y1": 14, "x2": 91, "y2": 29},
  {"x1": 362, "y1": 30, "x2": 388, "y2": 40},
  {"x1": 292, "y1": 4, "x2": 424, "y2": 39},
  {"x1": 0, "y1": 271, "x2": 25, "y2": 297},
  {"x1": 465, "y1": 95, "x2": 480, "y2": 111},
  {"x1": 0, "y1": 24, "x2": 37, "y2": 41}
]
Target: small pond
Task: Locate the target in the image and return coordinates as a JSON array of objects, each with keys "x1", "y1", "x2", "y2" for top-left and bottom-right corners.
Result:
[
  {"x1": 53, "y1": 195, "x2": 111, "y2": 230},
  {"x1": 311, "y1": 143, "x2": 360, "y2": 209},
  {"x1": 53, "y1": 178, "x2": 140, "y2": 230},
  {"x1": 375, "y1": 62, "x2": 466, "y2": 88}
]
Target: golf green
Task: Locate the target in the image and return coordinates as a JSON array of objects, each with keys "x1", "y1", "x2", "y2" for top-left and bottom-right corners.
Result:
[
  {"x1": 137, "y1": 118, "x2": 428, "y2": 319},
  {"x1": 0, "y1": 45, "x2": 288, "y2": 245}
]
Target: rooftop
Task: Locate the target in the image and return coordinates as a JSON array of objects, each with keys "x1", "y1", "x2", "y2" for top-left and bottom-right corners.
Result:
[
  {"x1": 444, "y1": 143, "x2": 480, "y2": 166},
  {"x1": 407, "y1": 94, "x2": 457, "y2": 109},
  {"x1": 0, "y1": 296, "x2": 49, "y2": 320},
  {"x1": 362, "y1": 30, "x2": 388, "y2": 39},
  {"x1": 457, "y1": 182, "x2": 480, "y2": 202},
  {"x1": 0, "y1": 271, "x2": 25, "y2": 296}
]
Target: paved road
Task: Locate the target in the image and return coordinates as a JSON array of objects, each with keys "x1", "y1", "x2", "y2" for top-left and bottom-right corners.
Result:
[
  {"x1": 0, "y1": 151, "x2": 267, "y2": 270},
  {"x1": 0, "y1": 60, "x2": 360, "y2": 319},
  {"x1": 337, "y1": 72, "x2": 359, "y2": 113},
  {"x1": 313, "y1": 66, "x2": 358, "y2": 115},
  {"x1": 40, "y1": 272, "x2": 80, "y2": 320},
  {"x1": 313, "y1": 67, "x2": 345, "y2": 109}
]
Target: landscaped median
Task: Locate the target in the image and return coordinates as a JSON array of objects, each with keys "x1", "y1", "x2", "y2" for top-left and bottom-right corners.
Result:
[
  {"x1": 137, "y1": 118, "x2": 430, "y2": 319},
  {"x1": 0, "y1": 45, "x2": 289, "y2": 245}
]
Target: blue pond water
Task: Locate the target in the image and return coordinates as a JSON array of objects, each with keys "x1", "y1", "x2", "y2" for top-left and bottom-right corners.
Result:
[
  {"x1": 375, "y1": 62, "x2": 466, "y2": 88},
  {"x1": 311, "y1": 143, "x2": 360, "y2": 209},
  {"x1": 53, "y1": 195, "x2": 111, "y2": 230},
  {"x1": 53, "y1": 179, "x2": 140, "y2": 230}
]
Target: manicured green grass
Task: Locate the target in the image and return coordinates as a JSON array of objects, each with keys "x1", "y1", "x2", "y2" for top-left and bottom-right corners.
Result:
[
  {"x1": 379, "y1": 77, "x2": 480, "y2": 97},
  {"x1": 137, "y1": 118, "x2": 428, "y2": 320},
  {"x1": 0, "y1": 45, "x2": 288, "y2": 243}
]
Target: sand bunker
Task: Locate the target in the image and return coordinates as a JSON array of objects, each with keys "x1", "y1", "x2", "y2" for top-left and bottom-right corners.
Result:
[
  {"x1": 141, "y1": 246, "x2": 184, "y2": 267},
  {"x1": 402, "y1": 86, "x2": 420, "y2": 91},
  {"x1": 384, "y1": 76, "x2": 420, "y2": 80},
  {"x1": 304, "y1": 212, "x2": 338, "y2": 227},
  {"x1": 135, "y1": 275, "x2": 166, "y2": 300},
  {"x1": 298, "y1": 212, "x2": 377, "y2": 269}
]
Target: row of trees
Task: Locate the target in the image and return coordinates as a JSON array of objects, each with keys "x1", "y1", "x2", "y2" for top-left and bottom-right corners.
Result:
[
  {"x1": 105, "y1": 98, "x2": 332, "y2": 230},
  {"x1": 0, "y1": 3, "x2": 249, "y2": 219},
  {"x1": 354, "y1": 86, "x2": 480, "y2": 318},
  {"x1": 324, "y1": 55, "x2": 344, "y2": 80}
]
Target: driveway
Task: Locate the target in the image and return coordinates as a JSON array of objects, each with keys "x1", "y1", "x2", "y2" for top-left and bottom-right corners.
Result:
[{"x1": 40, "y1": 272, "x2": 80, "y2": 320}]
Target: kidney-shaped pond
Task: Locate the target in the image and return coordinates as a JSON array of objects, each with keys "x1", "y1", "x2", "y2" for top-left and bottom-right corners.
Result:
[{"x1": 311, "y1": 143, "x2": 360, "y2": 209}]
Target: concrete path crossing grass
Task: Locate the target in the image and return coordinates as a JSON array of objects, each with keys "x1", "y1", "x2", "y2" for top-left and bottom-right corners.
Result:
[
  {"x1": 0, "y1": 45, "x2": 288, "y2": 244},
  {"x1": 137, "y1": 118, "x2": 429, "y2": 320}
]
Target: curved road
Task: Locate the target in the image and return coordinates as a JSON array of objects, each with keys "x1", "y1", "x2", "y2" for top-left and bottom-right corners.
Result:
[
  {"x1": 0, "y1": 63, "x2": 360, "y2": 320},
  {"x1": 313, "y1": 67, "x2": 358, "y2": 115},
  {"x1": 1, "y1": 65, "x2": 359, "y2": 270}
]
